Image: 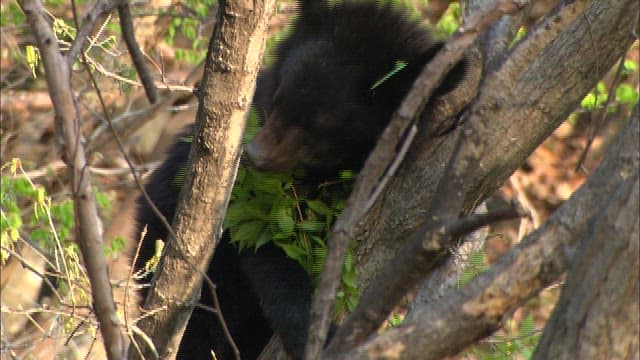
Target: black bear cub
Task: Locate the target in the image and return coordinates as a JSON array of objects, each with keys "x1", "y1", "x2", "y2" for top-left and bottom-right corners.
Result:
[{"x1": 134, "y1": 1, "x2": 467, "y2": 359}]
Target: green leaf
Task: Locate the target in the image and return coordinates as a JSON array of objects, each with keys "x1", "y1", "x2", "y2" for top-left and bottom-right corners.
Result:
[
  {"x1": 459, "y1": 268, "x2": 476, "y2": 286},
  {"x1": 277, "y1": 243, "x2": 306, "y2": 260},
  {"x1": 296, "y1": 220, "x2": 325, "y2": 232},
  {"x1": 581, "y1": 92, "x2": 609, "y2": 110},
  {"x1": 254, "y1": 227, "x2": 272, "y2": 250},
  {"x1": 616, "y1": 83, "x2": 639, "y2": 105},
  {"x1": 343, "y1": 251, "x2": 353, "y2": 272},
  {"x1": 388, "y1": 313, "x2": 405, "y2": 327},
  {"x1": 519, "y1": 313, "x2": 535, "y2": 337},
  {"x1": 624, "y1": 59, "x2": 638, "y2": 73},
  {"x1": 339, "y1": 170, "x2": 355, "y2": 181},
  {"x1": 370, "y1": 60, "x2": 407, "y2": 90},
  {"x1": 311, "y1": 235, "x2": 327, "y2": 247},
  {"x1": 104, "y1": 236, "x2": 126, "y2": 258},
  {"x1": 342, "y1": 268, "x2": 357, "y2": 288},
  {"x1": 25, "y1": 45, "x2": 39, "y2": 78},
  {"x1": 225, "y1": 202, "x2": 268, "y2": 227},
  {"x1": 173, "y1": 165, "x2": 186, "y2": 190},
  {"x1": 269, "y1": 206, "x2": 295, "y2": 237},
  {"x1": 306, "y1": 199, "x2": 329, "y2": 215},
  {"x1": 95, "y1": 191, "x2": 112, "y2": 210},
  {"x1": 231, "y1": 220, "x2": 266, "y2": 250},
  {"x1": 311, "y1": 247, "x2": 327, "y2": 275}
]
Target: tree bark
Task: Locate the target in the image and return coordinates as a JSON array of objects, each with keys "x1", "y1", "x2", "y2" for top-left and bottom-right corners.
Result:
[
  {"x1": 533, "y1": 115, "x2": 640, "y2": 360},
  {"x1": 329, "y1": 0, "x2": 637, "y2": 357},
  {"x1": 354, "y1": 0, "x2": 637, "y2": 293},
  {"x1": 131, "y1": 1, "x2": 276, "y2": 359},
  {"x1": 337, "y1": 102, "x2": 639, "y2": 360}
]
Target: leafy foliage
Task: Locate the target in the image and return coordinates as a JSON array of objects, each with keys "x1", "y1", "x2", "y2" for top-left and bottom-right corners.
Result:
[
  {"x1": 229, "y1": 109, "x2": 359, "y2": 313},
  {"x1": 581, "y1": 58, "x2": 639, "y2": 110},
  {"x1": 224, "y1": 165, "x2": 359, "y2": 313},
  {"x1": 172, "y1": 108, "x2": 360, "y2": 314},
  {"x1": 436, "y1": 1, "x2": 462, "y2": 35},
  {"x1": 0, "y1": 2, "x2": 24, "y2": 27},
  {"x1": 165, "y1": 0, "x2": 218, "y2": 64},
  {"x1": 0, "y1": 157, "x2": 120, "y2": 272}
]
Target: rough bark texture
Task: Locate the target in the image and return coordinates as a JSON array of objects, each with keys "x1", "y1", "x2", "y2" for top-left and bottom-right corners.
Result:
[
  {"x1": 354, "y1": 0, "x2": 637, "y2": 292},
  {"x1": 131, "y1": 1, "x2": 275, "y2": 359},
  {"x1": 338, "y1": 102, "x2": 639, "y2": 360},
  {"x1": 533, "y1": 115, "x2": 640, "y2": 360},
  {"x1": 326, "y1": 0, "x2": 638, "y2": 357}
]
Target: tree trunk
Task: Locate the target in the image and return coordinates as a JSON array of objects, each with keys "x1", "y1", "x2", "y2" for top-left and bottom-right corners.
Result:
[
  {"x1": 337, "y1": 104, "x2": 639, "y2": 360},
  {"x1": 533, "y1": 112, "x2": 640, "y2": 360},
  {"x1": 132, "y1": 1, "x2": 276, "y2": 359},
  {"x1": 354, "y1": 0, "x2": 637, "y2": 294}
]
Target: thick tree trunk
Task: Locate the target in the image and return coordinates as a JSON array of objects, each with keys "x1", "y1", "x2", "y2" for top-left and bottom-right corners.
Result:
[
  {"x1": 332, "y1": 0, "x2": 638, "y2": 357},
  {"x1": 354, "y1": 0, "x2": 637, "y2": 293},
  {"x1": 132, "y1": 1, "x2": 276, "y2": 359},
  {"x1": 338, "y1": 105, "x2": 639, "y2": 360},
  {"x1": 533, "y1": 112, "x2": 640, "y2": 360}
]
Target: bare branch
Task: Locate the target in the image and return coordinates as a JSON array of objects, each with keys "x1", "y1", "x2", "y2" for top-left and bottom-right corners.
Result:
[
  {"x1": 326, "y1": 203, "x2": 525, "y2": 355},
  {"x1": 118, "y1": 2, "x2": 159, "y2": 104},
  {"x1": 20, "y1": 0, "x2": 125, "y2": 357},
  {"x1": 87, "y1": 63, "x2": 202, "y2": 153}
]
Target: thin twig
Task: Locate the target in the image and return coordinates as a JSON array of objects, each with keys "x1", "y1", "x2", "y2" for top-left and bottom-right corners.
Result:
[{"x1": 575, "y1": 55, "x2": 627, "y2": 171}]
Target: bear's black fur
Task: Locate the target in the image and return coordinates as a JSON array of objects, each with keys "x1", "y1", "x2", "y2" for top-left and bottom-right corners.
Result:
[{"x1": 134, "y1": 1, "x2": 467, "y2": 359}]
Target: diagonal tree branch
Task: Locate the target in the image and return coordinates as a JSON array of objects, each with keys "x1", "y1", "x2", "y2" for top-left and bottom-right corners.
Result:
[
  {"x1": 354, "y1": 0, "x2": 635, "y2": 294},
  {"x1": 326, "y1": 203, "x2": 525, "y2": 355},
  {"x1": 306, "y1": 1, "x2": 530, "y2": 357},
  {"x1": 340, "y1": 102, "x2": 639, "y2": 360},
  {"x1": 66, "y1": 0, "x2": 123, "y2": 63},
  {"x1": 118, "y1": 2, "x2": 158, "y2": 104}
]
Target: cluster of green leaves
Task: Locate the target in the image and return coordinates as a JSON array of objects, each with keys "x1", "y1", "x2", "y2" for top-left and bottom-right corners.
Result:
[
  {"x1": 0, "y1": 2, "x2": 24, "y2": 28},
  {"x1": 581, "y1": 59, "x2": 639, "y2": 110},
  {"x1": 165, "y1": 0, "x2": 217, "y2": 64},
  {"x1": 436, "y1": 1, "x2": 462, "y2": 36},
  {"x1": 173, "y1": 108, "x2": 360, "y2": 314},
  {"x1": 0, "y1": 159, "x2": 121, "y2": 297},
  {"x1": 233, "y1": 109, "x2": 359, "y2": 313},
  {"x1": 1, "y1": 159, "x2": 76, "y2": 263},
  {"x1": 224, "y1": 166, "x2": 359, "y2": 313}
]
